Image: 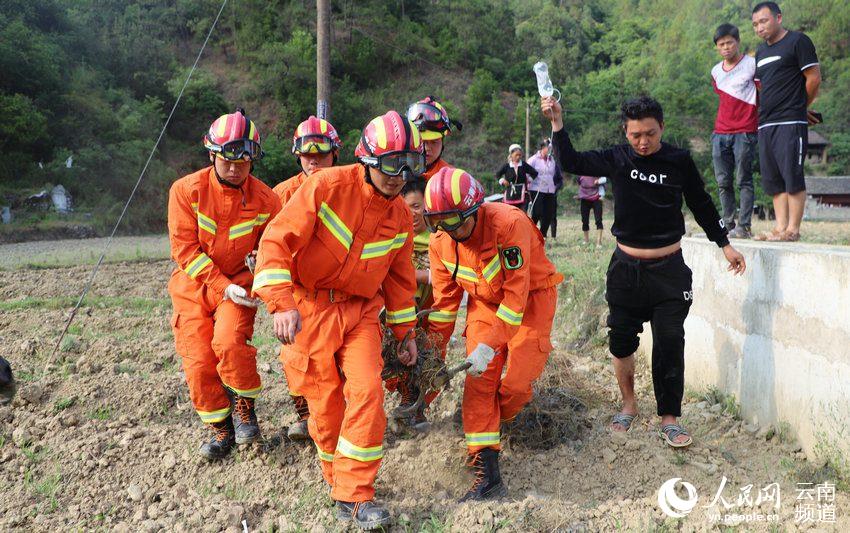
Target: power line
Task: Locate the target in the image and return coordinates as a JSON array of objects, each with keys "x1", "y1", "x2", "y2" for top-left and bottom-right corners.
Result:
[{"x1": 44, "y1": 0, "x2": 231, "y2": 375}]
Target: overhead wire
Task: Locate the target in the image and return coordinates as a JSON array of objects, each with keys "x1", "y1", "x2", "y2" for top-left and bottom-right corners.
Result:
[{"x1": 44, "y1": 0, "x2": 231, "y2": 375}]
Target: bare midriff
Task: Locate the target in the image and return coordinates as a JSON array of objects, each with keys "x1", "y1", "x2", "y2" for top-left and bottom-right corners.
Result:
[{"x1": 617, "y1": 240, "x2": 681, "y2": 259}]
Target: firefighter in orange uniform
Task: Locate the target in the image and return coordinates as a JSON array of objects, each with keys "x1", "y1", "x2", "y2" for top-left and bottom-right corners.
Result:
[
  {"x1": 271, "y1": 116, "x2": 342, "y2": 441},
  {"x1": 168, "y1": 110, "x2": 281, "y2": 460},
  {"x1": 253, "y1": 111, "x2": 423, "y2": 530},
  {"x1": 406, "y1": 96, "x2": 461, "y2": 180},
  {"x1": 424, "y1": 167, "x2": 562, "y2": 501}
]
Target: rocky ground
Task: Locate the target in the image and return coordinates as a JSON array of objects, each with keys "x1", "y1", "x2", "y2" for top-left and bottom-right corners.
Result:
[{"x1": 0, "y1": 234, "x2": 848, "y2": 532}]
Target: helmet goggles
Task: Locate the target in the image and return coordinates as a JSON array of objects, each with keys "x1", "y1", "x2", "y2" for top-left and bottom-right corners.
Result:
[
  {"x1": 361, "y1": 150, "x2": 426, "y2": 180},
  {"x1": 211, "y1": 139, "x2": 263, "y2": 162},
  {"x1": 423, "y1": 204, "x2": 480, "y2": 233},
  {"x1": 293, "y1": 134, "x2": 336, "y2": 155},
  {"x1": 407, "y1": 102, "x2": 452, "y2": 136}
]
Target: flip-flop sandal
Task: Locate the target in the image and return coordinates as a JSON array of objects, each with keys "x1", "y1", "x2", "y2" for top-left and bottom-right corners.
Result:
[
  {"x1": 611, "y1": 413, "x2": 637, "y2": 433},
  {"x1": 659, "y1": 423, "x2": 693, "y2": 448}
]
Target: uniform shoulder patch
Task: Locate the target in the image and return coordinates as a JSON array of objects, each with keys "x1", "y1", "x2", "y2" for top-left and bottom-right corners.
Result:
[{"x1": 501, "y1": 246, "x2": 524, "y2": 270}]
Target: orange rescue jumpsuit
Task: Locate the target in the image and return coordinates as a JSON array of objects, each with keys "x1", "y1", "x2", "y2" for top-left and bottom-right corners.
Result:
[
  {"x1": 253, "y1": 164, "x2": 417, "y2": 502},
  {"x1": 422, "y1": 157, "x2": 449, "y2": 181},
  {"x1": 428, "y1": 202, "x2": 562, "y2": 453},
  {"x1": 272, "y1": 171, "x2": 308, "y2": 205},
  {"x1": 271, "y1": 170, "x2": 310, "y2": 403},
  {"x1": 168, "y1": 166, "x2": 281, "y2": 424}
]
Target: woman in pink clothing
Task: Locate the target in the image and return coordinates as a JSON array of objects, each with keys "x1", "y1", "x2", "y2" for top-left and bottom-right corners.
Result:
[{"x1": 577, "y1": 175, "x2": 607, "y2": 246}]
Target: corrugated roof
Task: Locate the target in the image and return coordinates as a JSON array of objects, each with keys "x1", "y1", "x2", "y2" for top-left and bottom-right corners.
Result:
[
  {"x1": 806, "y1": 176, "x2": 850, "y2": 195},
  {"x1": 808, "y1": 130, "x2": 830, "y2": 146}
]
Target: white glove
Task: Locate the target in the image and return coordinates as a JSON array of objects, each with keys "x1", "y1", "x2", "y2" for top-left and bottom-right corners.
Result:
[
  {"x1": 597, "y1": 177, "x2": 608, "y2": 185},
  {"x1": 223, "y1": 284, "x2": 260, "y2": 308},
  {"x1": 465, "y1": 343, "x2": 496, "y2": 377},
  {"x1": 498, "y1": 178, "x2": 508, "y2": 187}
]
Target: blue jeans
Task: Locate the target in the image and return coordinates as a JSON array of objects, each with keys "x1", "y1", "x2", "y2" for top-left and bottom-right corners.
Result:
[{"x1": 711, "y1": 132, "x2": 756, "y2": 229}]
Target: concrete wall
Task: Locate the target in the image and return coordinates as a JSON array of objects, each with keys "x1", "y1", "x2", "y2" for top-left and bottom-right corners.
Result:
[{"x1": 638, "y1": 238, "x2": 850, "y2": 460}]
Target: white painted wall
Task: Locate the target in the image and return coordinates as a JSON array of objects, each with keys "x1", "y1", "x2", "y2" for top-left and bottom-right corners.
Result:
[{"x1": 638, "y1": 238, "x2": 850, "y2": 459}]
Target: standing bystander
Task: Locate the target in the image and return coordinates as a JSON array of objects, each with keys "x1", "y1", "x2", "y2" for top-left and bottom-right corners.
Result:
[
  {"x1": 751, "y1": 1, "x2": 821, "y2": 242},
  {"x1": 711, "y1": 23, "x2": 758, "y2": 239}
]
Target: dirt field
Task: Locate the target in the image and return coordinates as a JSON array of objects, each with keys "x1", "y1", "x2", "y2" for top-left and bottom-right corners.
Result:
[{"x1": 1, "y1": 220, "x2": 848, "y2": 532}]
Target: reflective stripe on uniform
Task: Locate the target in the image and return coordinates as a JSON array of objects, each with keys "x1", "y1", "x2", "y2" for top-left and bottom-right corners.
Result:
[
  {"x1": 361, "y1": 233, "x2": 408, "y2": 260},
  {"x1": 440, "y1": 259, "x2": 478, "y2": 283},
  {"x1": 316, "y1": 443, "x2": 334, "y2": 462},
  {"x1": 430, "y1": 309, "x2": 458, "y2": 323},
  {"x1": 496, "y1": 303, "x2": 523, "y2": 326},
  {"x1": 465, "y1": 432, "x2": 500, "y2": 446},
  {"x1": 318, "y1": 202, "x2": 353, "y2": 250},
  {"x1": 223, "y1": 382, "x2": 262, "y2": 399},
  {"x1": 197, "y1": 211, "x2": 217, "y2": 236},
  {"x1": 185, "y1": 253, "x2": 213, "y2": 279},
  {"x1": 336, "y1": 436, "x2": 383, "y2": 462},
  {"x1": 191, "y1": 202, "x2": 199, "y2": 213},
  {"x1": 385, "y1": 306, "x2": 416, "y2": 324},
  {"x1": 482, "y1": 254, "x2": 501, "y2": 282},
  {"x1": 252, "y1": 269, "x2": 291, "y2": 291},
  {"x1": 229, "y1": 219, "x2": 256, "y2": 240},
  {"x1": 197, "y1": 406, "x2": 231, "y2": 423},
  {"x1": 229, "y1": 213, "x2": 272, "y2": 240}
]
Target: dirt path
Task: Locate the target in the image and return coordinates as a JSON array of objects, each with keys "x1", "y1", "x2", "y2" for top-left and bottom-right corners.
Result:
[{"x1": 1, "y1": 257, "x2": 847, "y2": 531}]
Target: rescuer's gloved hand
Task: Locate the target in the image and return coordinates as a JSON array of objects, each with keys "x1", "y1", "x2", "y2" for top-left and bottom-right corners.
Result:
[{"x1": 465, "y1": 343, "x2": 496, "y2": 377}]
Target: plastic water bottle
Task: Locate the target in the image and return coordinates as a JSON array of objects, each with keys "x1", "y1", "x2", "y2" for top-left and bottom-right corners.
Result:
[{"x1": 533, "y1": 61, "x2": 561, "y2": 101}]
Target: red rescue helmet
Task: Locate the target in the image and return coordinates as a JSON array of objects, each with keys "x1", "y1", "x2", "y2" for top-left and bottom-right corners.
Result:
[
  {"x1": 356, "y1": 110, "x2": 426, "y2": 182},
  {"x1": 204, "y1": 109, "x2": 263, "y2": 161},
  {"x1": 406, "y1": 96, "x2": 462, "y2": 141},
  {"x1": 292, "y1": 116, "x2": 341, "y2": 155},
  {"x1": 423, "y1": 166, "x2": 485, "y2": 233}
]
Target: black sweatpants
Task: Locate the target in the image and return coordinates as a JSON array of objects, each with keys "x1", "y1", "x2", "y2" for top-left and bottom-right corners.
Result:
[
  {"x1": 580, "y1": 199, "x2": 603, "y2": 231},
  {"x1": 530, "y1": 191, "x2": 557, "y2": 238},
  {"x1": 605, "y1": 247, "x2": 693, "y2": 417}
]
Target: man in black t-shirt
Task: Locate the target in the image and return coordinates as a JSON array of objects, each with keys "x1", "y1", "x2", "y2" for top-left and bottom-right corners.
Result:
[
  {"x1": 751, "y1": 1, "x2": 822, "y2": 242},
  {"x1": 541, "y1": 95, "x2": 746, "y2": 449}
]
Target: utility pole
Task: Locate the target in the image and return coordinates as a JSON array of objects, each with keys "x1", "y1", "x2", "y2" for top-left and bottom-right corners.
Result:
[
  {"x1": 316, "y1": 0, "x2": 331, "y2": 120},
  {"x1": 524, "y1": 97, "x2": 531, "y2": 156}
]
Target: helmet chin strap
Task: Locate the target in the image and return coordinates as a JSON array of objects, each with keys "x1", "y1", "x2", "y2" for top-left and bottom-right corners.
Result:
[
  {"x1": 449, "y1": 213, "x2": 477, "y2": 243},
  {"x1": 212, "y1": 164, "x2": 248, "y2": 206}
]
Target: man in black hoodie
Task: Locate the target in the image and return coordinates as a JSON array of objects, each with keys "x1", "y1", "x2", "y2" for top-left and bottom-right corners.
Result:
[{"x1": 542, "y1": 95, "x2": 746, "y2": 448}]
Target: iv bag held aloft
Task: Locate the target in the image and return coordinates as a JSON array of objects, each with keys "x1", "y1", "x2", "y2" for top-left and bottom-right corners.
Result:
[{"x1": 533, "y1": 61, "x2": 561, "y2": 102}]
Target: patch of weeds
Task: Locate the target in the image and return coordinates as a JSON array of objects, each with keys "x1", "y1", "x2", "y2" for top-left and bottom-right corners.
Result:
[
  {"x1": 671, "y1": 452, "x2": 687, "y2": 466},
  {"x1": 59, "y1": 334, "x2": 81, "y2": 353},
  {"x1": 701, "y1": 386, "x2": 741, "y2": 419},
  {"x1": 88, "y1": 407, "x2": 112, "y2": 420},
  {"x1": 115, "y1": 362, "x2": 136, "y2": 375},
  {"x1": 34, "y1": 469, "x2": 62, "y2": 512},
  {"x1": 53, "y1": 396, "x2": 77, "y2": 412},
  {"x1": 223, "y1": 483, "x2": 250, "y2": 501},
  {"x1": 21, "y1": 444, "x2": 48, "y2": 463},
  {"x1": 776, "y1": 422, "x2": 792, "y2": 444},
  {"x1": 420, "y1": 514, "x2": 451, "y2": 532},
  {"x1": 0, "y1": 296, "x2": 169, "y2": 312}
]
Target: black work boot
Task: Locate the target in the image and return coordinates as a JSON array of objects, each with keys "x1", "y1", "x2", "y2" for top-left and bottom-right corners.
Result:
[
  {"x1": 287, "y1": 395, "x2": 311, "y2": 441},
  {"x1": 199, "y1": 418, "x2": 235, "y2": 460},
  {"x1": 459, "y1": 448, "x2": 507, "y2": 502},
  {"x1": 336, "y1": 500, "x2": 391, "y2": 530},
  {"x1": 227, "y1": 390, "x2": 260, "y2": 444}
]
